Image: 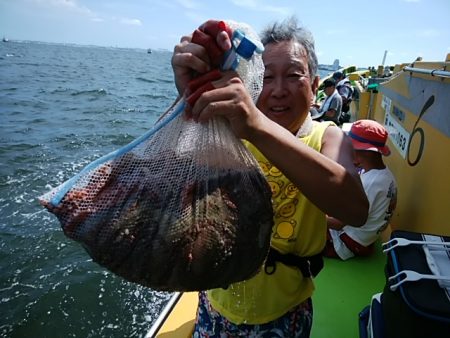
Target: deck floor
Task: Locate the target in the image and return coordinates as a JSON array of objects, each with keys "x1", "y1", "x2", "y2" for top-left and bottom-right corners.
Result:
[
  {"x1": 155, "y1": 242, "x2": 388, "y2": 338},
  {"x1": 311, "y1": 243, "x2": 387, "y2": 338}
]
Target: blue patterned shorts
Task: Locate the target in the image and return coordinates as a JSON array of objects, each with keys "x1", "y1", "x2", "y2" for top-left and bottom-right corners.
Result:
[{"x1": 192, "y1": 291, "x2": 313, "y2": 337}]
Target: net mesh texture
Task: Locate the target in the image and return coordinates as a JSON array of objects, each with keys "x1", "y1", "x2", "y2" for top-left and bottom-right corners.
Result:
[{"x1": 39, "y1": 20, "x2": 272, "y2": 291}]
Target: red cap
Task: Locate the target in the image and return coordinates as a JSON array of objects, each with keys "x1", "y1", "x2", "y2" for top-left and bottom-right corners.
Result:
[{"x1": 349, "y1": 119, "x2": 391, "y2": 156}]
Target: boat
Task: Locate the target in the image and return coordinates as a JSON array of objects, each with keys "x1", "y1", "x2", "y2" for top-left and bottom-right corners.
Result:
[
  {"x1": 316, "y1": 65, "x2": 359, "y2": 102},
  {"x1": 147, "y1": 48, "x2": 153, "y2": 54},
  {"x1": 148, "y1": 251, "x2": 387, "y2": 337},
  {"x1": 348, "y1": 53, "x2": 450, "y2": 234},
  {"x1": 319, "y1": 58, "x2": 341, "y2": 72},
  {"x1": 146, "y1": 53, "x2": 450, "y2": 337},
  {"x1": 2, "y1": 36, "x2": 9, "y2": 42}
]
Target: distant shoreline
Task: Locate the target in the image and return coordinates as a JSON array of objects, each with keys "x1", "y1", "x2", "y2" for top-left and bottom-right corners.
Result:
[{"x1": 0, "y1": 38, "x2": 171, "y2": 53}]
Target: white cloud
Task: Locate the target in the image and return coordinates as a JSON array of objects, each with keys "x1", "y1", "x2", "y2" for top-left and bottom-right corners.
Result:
[
  {"x1": 30, "y1": 0, "x2": 144, "y2": 26},
  {"x1": 31, "y1": 0, "x2": 94, "y2": 16},
  {"x1": 416, "y1": 29, "x2": 439, "y2": 38},
  {"x1": 176, "y1": 0, "x2": 201, "y2": 10},
  {"x1": 30, "y1": 0, "x2": 104, "y2": 22},
  {"x1": 324, "y1": 28, "x2": 347, "y2": 36},
  {"x1": 184, "y1": 11, "x2": 208, "y2": 25},
  {"x1": 229, "y1": 0, "x2": 290, "y2": 16},
  {"x1": 120, "y1": 18, "x2": 142, "y2": 26}
]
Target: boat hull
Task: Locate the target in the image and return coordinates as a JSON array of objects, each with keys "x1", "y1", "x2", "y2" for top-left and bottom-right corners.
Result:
[{"x1": 355, "y1": 56, "x2": 450, "y2": 236}]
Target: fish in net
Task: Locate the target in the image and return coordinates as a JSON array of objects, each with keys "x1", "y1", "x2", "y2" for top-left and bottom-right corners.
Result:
[{"x1": 39, "y1": 20, "x2": 273, "y2": 291}]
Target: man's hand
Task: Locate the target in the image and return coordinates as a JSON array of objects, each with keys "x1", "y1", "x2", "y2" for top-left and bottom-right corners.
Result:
[{"x1": 171, "y1": 20, "x2": 232, "y2": 96}]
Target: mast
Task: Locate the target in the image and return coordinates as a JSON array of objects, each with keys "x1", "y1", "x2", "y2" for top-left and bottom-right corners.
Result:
[{"x1": 381, "y1": 50, "x2": 388, "y2": 66}]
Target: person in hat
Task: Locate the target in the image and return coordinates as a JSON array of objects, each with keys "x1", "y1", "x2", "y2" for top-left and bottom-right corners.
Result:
[
  {"x1": 324, "y1": 119, "x2": 398, "y2": 260},
  {"x1": 313, "y1": 78, "x2": 342, "y2": 124}
]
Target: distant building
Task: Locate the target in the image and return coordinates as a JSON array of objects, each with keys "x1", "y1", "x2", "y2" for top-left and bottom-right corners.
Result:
[
  {"x1": 318, "y1": 59, "x2": 340, "y2": 72},
  {"x1": 332, "y1": 59, "x2": 340, "y2": 70}
]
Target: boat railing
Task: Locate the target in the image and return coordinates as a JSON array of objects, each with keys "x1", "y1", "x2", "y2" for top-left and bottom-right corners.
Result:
[
  {"x1": 145, "y1": 292, "x2": 183, "y2": 338},
  {"x1": 403, "y1": 66, "x2": 450, "y2": 79}
]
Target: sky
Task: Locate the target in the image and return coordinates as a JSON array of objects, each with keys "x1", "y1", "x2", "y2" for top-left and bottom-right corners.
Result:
[{"x1": 1, "y1": 0, "x2": 449, "y2": 67}]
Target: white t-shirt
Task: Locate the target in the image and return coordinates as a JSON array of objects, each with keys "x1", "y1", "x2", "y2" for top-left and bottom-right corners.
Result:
[
  {"x1": 330, "y1": 167, "x2": 398, "y2": 260},
  {"x1": 320, "y1": 89, "x2": 342, "y2": 115},
  {"x1": 336, "y1": 78, "x2": 353, "y2": 100},
  {"x1": 319, "y1": 89, "x2": 342, "y2": 124}
]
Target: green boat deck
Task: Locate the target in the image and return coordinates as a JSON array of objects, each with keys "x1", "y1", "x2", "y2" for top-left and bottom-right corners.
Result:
[
  {"x1": 311, "y1": 241, "x2": 387, "y2": 338},
  {"x1": 154, "y1": 240, "x2": 389, "y2": 338}
]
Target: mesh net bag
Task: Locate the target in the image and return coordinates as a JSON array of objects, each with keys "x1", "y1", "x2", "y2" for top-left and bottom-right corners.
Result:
[{"x1": 39, "y1": 20, "x2": 273, "y2": 291}]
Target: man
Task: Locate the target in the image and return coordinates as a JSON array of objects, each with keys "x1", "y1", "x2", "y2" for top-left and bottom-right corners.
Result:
[
  {"x1": 171, "y1": 17, "x2": 368, "y2": 337},
  {"x1": 314, "y1": 78, "x2": 342, "y2": 124},
  {"x1": 324, "y1": 119, "x2": 398, "y2": 260},
  {"x1": 333, "y1": 71, "x2": 354, "y2": 123}
]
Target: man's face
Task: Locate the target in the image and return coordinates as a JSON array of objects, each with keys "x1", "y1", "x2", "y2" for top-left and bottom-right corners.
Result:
[
  {"x1": 257, "y1": 40, "x2": 318, "y2": 133},
  {"x1": 324, "y1": 85, "x2": 335, "y2": 96}
]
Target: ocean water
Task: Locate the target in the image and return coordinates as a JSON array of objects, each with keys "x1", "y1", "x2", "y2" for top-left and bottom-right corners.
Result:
[
  {"x1": 0, "y1": 40, "x2": 332, "y2": 338},
  {"x1": 0, "y1": 41, "x2": 176, "y2": 338}
]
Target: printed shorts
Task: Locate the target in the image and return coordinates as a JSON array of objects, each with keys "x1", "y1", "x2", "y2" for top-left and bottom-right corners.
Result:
[{"x1": 192, "y1": 291, "x2": 313, "y2": 338}]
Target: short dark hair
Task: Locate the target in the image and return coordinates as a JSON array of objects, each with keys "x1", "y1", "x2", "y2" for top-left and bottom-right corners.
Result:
[
  {"x1": 323, "y1": 78, "x2": 336, "y2": 88},
  {"x1": 333, "y1": 71, "x2": 344, "y2": 80}
]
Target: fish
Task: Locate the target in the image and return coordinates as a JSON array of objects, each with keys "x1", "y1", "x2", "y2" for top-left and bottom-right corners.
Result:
[
  {"x1": 41, "y1": 150, "x2": 274, "y2": 291},
  {"x1": 39, "y1": 19, "x2": 272, "y2": 291}
]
